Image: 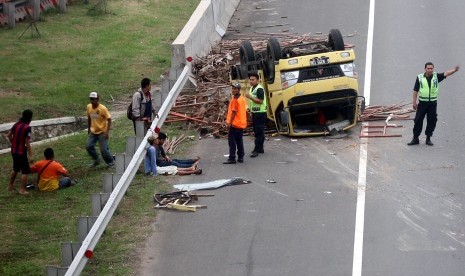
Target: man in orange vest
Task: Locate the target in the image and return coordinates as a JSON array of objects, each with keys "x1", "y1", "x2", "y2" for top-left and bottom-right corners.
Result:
[{"x1": 223, "y1": 83, "x2": 248, "y2": 164}]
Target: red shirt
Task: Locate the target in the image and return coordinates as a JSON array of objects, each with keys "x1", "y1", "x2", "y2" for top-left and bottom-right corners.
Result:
[{"x1": 10, "y1": 121, "x2": 31, "y2": 155}]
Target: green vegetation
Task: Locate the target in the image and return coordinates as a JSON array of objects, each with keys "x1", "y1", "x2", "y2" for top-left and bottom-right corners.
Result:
[
  {"x1": 0, "y1": 0, "x2": 198, "y2": 122},
  {"x1": 0, "y1": 0, "x2": 200, "y2": 274}
]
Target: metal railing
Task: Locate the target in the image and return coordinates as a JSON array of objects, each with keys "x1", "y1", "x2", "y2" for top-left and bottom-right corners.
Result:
[{"x1": 65, "y1": 64, "x2": 191, "y2": 276}]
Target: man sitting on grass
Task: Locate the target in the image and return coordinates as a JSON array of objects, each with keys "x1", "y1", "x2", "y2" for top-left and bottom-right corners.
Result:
[
  {"x1": 156, "y1": 132, "x2": 200, "y2": 168},
  {"x1": 146, "y1": 135, "x2": 202, "y2": 176},
  {"x1": 30, "y1": 148, "x2": 73, "y2": 192}
]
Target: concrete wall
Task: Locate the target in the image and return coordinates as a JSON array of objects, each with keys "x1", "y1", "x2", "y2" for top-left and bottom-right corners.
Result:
[
  {"x1": 171, "y1": 0, "x2": 240, "y2": 69},
  {"x1": 0, "y1": 117, "x2": 86, "y2": 152}
]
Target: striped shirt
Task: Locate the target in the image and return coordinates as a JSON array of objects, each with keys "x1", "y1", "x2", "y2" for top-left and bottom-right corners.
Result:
[{"x1": 10, "y1": 121, "x2": 31, "y2": 155}]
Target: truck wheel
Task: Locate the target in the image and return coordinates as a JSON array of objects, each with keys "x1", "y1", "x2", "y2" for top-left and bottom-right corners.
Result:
[
  {"x1": 266, "y1": 37, "x2": 281, "y2": 84},
  {"x1": 328, "y1": 29, "x2": 345, "y2": 51},
  {"x1": 239, "y1": 41, "x2": 255, "y2": 77},
  {"x1": 230, "y1": 65, "x2": 239, "y2": 80}
]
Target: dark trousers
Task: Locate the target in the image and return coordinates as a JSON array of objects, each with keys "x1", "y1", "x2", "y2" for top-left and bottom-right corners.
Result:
[
  {"x1": 228, "y1": 127, "x2": 244, "y2": 161},
  {"x1": 413, "y1": 101, "x2": 437, "y2": 137},
  {"x1": 252, "y1": 112, "x2": 267, "y2": 152}
]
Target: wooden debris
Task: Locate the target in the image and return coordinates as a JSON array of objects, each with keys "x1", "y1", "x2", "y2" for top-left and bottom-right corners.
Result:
[
  {"x1": 153, "y1": 191, "x2": 213, "y2": 212},
  {"x1": 359, "y1": 102, "x2": 414, "y2": 122}
]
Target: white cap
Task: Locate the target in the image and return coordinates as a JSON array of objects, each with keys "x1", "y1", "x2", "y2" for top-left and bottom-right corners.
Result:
[{"x1": 89, "y1": 92, "x2": 98, "y2": 98}]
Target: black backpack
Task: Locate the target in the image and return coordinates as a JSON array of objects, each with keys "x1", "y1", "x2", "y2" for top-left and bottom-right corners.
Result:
[{"x1": 127, "y1": 91, "x2": 143, "y2": 120}]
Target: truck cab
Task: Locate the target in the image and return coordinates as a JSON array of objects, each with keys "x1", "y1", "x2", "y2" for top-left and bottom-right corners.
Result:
[{"x1": 231, "y1": 29, "x2": 361, "y2": 136}]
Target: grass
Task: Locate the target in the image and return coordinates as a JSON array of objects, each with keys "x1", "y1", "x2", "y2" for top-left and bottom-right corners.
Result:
[
  {"x1": 0, "y1": 0, "x2": 199, "y2": 122},
  {"x1": 0, "y1": 0, "x2": 200, "y2": 274},
  {"x1": 1, "y1": 119, "x2": 197, "y2": 275}
]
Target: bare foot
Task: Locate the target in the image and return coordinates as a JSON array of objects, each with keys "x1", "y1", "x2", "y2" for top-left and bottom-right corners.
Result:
[
  {"x1": 194, "y1": 156, "x2": 201, "y2": 162},
  {"x1": 18, "y1": 190, "x2": 29, "y2": 195},
  {"x1": 194, "y1": 168, "x2": 203, "y2": 175}
]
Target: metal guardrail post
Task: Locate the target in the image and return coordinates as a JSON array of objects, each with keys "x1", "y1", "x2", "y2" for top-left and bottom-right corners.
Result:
[{"x1": 64, "y1": 64, "x2": 190, "y2": 275}]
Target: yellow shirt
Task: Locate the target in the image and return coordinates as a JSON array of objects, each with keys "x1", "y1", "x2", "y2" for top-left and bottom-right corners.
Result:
[
  {"x1": 30, "y1": 160, "x2": 68, "y2": 191},
  {"x1": 87, "y1": 103, "x2": 111, "y2": 134}
]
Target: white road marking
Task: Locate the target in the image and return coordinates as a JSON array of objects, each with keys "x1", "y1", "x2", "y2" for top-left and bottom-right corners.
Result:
[{"x1": 352, "y1": 0, "x2": 375, "y2": 275}]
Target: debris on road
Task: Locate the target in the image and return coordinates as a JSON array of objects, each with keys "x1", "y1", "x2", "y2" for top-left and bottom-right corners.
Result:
[
  {"x1": 153, "y1": 191, "x2": 213, "y2": 212},
  {"x1": 173, "y1": 177, "x2": 251, "y2": 191},
  {"x1": 165, "y1": 33, "x2": 347, "y2": 137},
  {"x1": 359, "y1": 102, "x2": 414, "y2": 122}
]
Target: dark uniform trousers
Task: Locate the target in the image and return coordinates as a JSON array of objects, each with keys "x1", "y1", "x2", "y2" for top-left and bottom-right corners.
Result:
[
  {"x1": 413, "y1": 101, "x2": 437, "y2": 138},
  {"x1": 228, "y1": 127, "x2": 244, "y2": 160},
  {"x1": 252, "y1": 112, "x2": 267, "y2": 152}
]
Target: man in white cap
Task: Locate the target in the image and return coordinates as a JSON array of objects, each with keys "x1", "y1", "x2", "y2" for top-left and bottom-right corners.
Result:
[{"x1": 86, "y1": 92, "x2": 115, "y2": 168}]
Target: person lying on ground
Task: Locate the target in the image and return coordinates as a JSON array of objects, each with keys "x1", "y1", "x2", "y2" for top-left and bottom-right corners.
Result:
[
  {"x1": 156, "y1": 132, "x2": 200, "y2": 168},
  {"x1": 145, "y1": 135, "x2": 202, "y2": 176},
  {"x1": 30, "y1": 148, "x2": 73, "y2": 192},
  {"x1": 157, "y1": 164, "x2": 202, "y2": 176}
]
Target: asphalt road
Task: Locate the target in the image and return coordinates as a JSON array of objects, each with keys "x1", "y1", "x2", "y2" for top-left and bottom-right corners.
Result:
[{"x1": 139, "y1": 1, "x2": 465, "y2": 275}]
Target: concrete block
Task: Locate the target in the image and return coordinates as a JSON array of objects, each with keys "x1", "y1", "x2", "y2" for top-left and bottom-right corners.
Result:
[
  {"x1": 125, "y1": 137, "x2": 137, "y2": 156},
  {"x1": 135, "y1": 121, "x2": 145, "y2": 139},
  {"x1": 77, "y1": 216, "x2": 98, "y2": 242},
  {"x1": 91, "y1": 193, "x2": 111, "y2": 216},
  {"x1": 103, "y1": 173, "x2": 122, "y2": 193},
  {"x1": 3, "y1": 3, "x2": 15, "y2": 28},
  {"x1": 46, "y1": 266, "x2": 68, "y2": 276},
  {"x1": 60, "y1": 242, "x2": 82, "y2": 267},
  {"x1": 115, "y1": 153, "x2": 133, "y2": 174},
  {"x1": 58, "y1": 0, "x2": 66, "y2": 13}
]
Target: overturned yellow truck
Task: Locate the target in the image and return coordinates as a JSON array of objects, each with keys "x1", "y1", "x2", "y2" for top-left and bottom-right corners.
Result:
[{"x1": 231, "y1": 29, "x2": 363, "y2": 136}]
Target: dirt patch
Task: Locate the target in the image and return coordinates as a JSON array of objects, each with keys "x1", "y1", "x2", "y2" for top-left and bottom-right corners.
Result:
[{"x1": 0, "y1": 89, "x2": 22, "y2": 98}]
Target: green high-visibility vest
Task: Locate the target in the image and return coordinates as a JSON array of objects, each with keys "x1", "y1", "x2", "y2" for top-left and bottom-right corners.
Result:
[
  {"x1": 418, "y1": 73, "x2": 439, "y2": 102},
  {"x1": 249, "y1": 84, "x2": 267, "y2": 113}
]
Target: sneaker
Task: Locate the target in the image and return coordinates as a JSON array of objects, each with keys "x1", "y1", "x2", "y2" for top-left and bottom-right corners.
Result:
[
  {"x1": 89, "y1": 160, "x2": 100, "y2": 168},
  {"x1": 237, "y1": 159, "x2": 244, "y2": 163},
  {"x1": 407, "y1": 137, "x2": 419, "y2": 146},
  {"x1": 250, "y1": 151, "x2": 259, "y2": 158},
  {"x1": 223, "y1": 159, "x2": 236, "y2": 164},
  {"x1": 257, "y1": 150, "x2": 264, "y2": 153},
  {"x1": 107, "y1": 162, "x2": 115, "y2": 168}
]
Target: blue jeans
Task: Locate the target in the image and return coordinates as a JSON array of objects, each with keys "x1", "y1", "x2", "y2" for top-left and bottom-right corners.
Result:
[
  {"x1": 86, "y1": 133, "x2": 114, "y2": 165},
  {"x1": 59, "y1": 177, "x2": 72, "y2": 189},
  {"x1": 158, "y1": 159, "x2": 196, "y2": 168}
]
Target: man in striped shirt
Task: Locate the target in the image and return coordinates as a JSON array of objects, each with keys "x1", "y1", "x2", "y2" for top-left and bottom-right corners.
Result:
[{"x1": 8, "y1": 109, "x2": 34, "y2": 195}]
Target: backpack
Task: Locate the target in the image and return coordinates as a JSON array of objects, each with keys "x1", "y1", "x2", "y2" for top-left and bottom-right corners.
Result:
[{"x1": 127, "y1": 90, "x2": 143, "y2": 120}]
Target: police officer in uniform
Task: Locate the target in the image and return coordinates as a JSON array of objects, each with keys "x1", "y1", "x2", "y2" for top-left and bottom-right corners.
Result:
[
  {"x1": 245, "y1": 72, "x2": 267, "y2": 157},
  {"x1": 407, "y1": 62, "x2": 459, "y2": 146}
]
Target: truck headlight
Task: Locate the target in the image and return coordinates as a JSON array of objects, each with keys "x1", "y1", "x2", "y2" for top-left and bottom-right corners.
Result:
[
  {"x1": 340, "y1": 63, "x2": 357, "y2": 78},
  {"x1": 281, "y1": 71, "x2": 299, "y2": 89}
]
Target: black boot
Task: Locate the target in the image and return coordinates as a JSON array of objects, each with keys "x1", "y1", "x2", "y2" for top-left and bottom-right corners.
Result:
[
  {"x1": 425, "y1": 136, "x2": 434, "y2": 146},
  {"x1": 407, "y1": 136, "x2": 419, "y2": 146}
]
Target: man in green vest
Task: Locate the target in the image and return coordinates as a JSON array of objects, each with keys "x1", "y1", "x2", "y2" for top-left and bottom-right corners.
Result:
[
  {"x1": 244, "y1": 72, "x2": 267, "y2": 157},
  {"x1": 407, "y1": 62, "x2": 459, "y2": 146}
]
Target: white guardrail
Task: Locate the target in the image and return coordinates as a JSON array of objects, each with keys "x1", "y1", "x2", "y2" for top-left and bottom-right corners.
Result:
[{"x1": 65, "y1": 64, "x2": 191, "y2": 275}]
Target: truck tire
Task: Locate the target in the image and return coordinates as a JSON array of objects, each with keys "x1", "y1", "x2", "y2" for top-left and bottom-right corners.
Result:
[
  {"x1": 266, "y1": 37, "x2": 281, "y2": 84},
  {"x1": 239, "y1": 41, "x2": 255, "y2": 77},
  {"x1": 328, "y1": 29, "x2": 345, "y2": 51},
  {"x1": 230, "y1": 65, "x2": 239, "y2": 80}
]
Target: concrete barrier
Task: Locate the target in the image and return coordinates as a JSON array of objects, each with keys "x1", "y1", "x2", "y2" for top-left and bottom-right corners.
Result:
[{"x1": 171, "y1": 0, "x2": 240, "y2": 69}]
